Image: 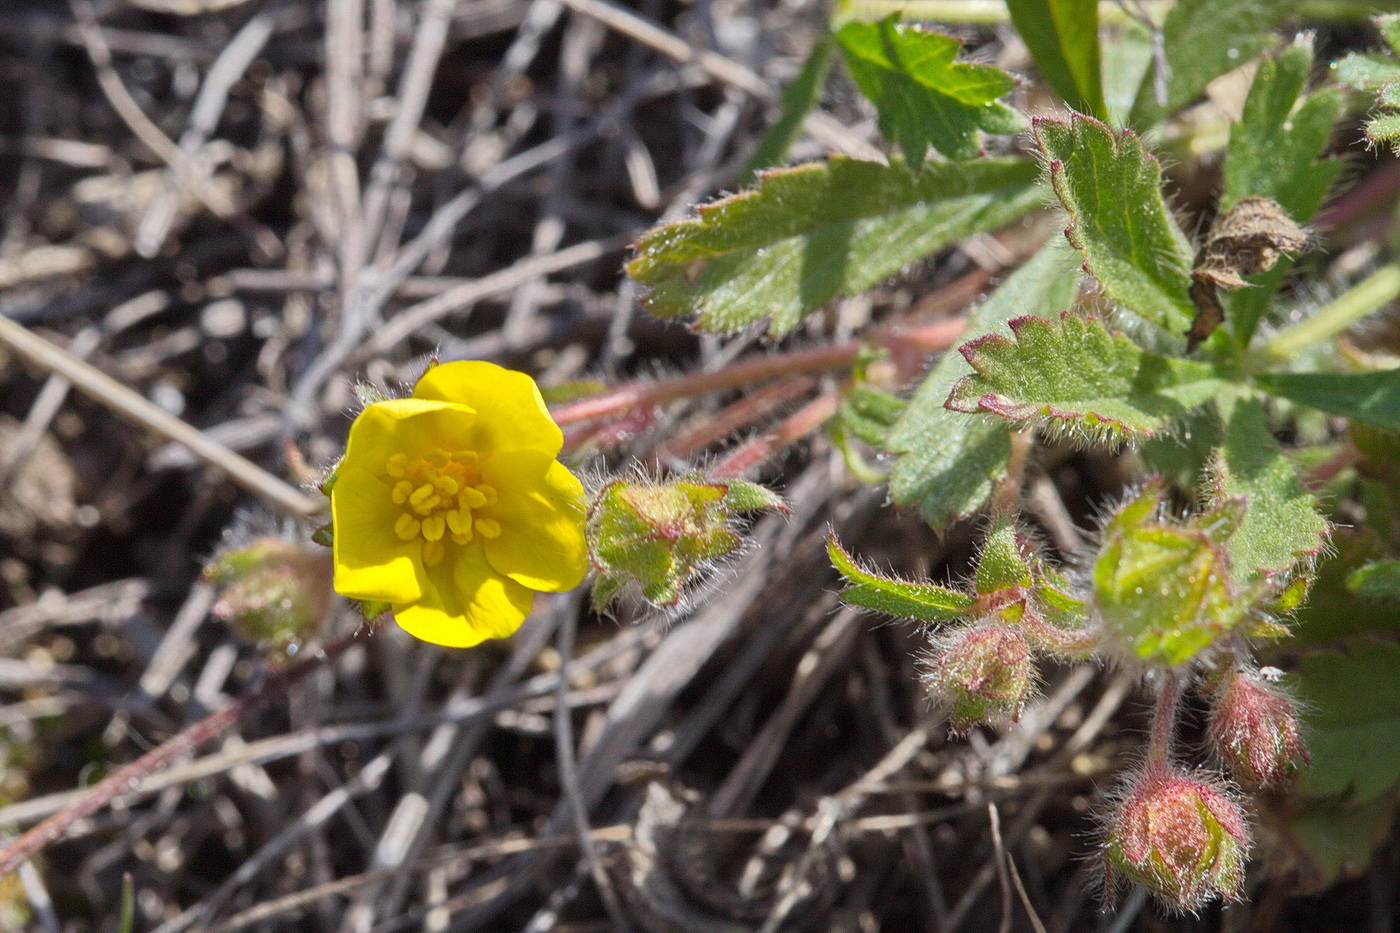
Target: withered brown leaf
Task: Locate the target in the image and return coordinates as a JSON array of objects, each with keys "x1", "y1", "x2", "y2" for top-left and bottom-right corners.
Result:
[{"x1": 1187, "y1": 197, "x2": 1309, "y2": 351}]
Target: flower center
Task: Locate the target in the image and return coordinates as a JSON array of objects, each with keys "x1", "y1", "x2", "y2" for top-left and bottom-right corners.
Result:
[{"x1": 385, "y1": 447, "x2": 501, "y2": 567}]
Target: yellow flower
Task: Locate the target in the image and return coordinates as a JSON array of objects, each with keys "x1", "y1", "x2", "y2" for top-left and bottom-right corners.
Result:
[{"x1": 330, "y1": 361, "x2": 587, "y2": 647}]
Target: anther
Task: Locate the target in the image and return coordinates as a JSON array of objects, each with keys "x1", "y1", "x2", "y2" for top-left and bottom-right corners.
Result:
[
  {"x1": 476, "y1": 518, "x2": 502, "y2": 539},
  {"x1": 386, "y1": 453, "x2": 409, "y2": 478},
  {"x1": 394, "y1": 514, "x2": 421, "y2": 540},
  {"x1": 421, "y1": 515, "x2": 446, "y2": 542}
]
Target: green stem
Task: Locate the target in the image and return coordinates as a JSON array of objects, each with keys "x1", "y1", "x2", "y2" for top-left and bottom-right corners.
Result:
[{"x1": 1257, "y1": 264, "x2": 1400, "y2": 363}]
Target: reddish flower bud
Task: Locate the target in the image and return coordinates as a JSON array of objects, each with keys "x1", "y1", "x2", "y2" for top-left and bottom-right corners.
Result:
[
  {"x1": 926, "y1": 623, "x2": 1034, "y2": 734},
  {"x1": 1103, "y1": 768, "x2": 1250, "y2": 912},
  {"x1": 206, "y1": 538, "x2": 332, "y2": 652},
  {"x1": 1208, "y1": 668, "x2": 1309, "y2": 787}
]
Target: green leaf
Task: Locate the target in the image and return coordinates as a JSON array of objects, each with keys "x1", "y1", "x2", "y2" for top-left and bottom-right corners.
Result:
[
  {"x1": 1255, "y1": 369, "x2": 1400, "y2": 433},
  {"x1": 1365, "y1": 112, "x2": 1400, "y2": 149},
  {"x1": 1335, "y1": 53, "x2": 1400, "y2": 93},
  {"x1": 1210, "y1": 395, "x2": 1326, "y2": 585},
  {"x1": 839, "y1": 385, "x2": 907, "y2": 446},
  {"x1": 836, "y1": 17, "x2": 1024, "y2": 166},
  {"x1": 1222, "y1": 41, "x2": 1343, "y2": 346},
  {"x1": 1127, "y1": 0, "x2": 1303, "y2": 128},
  {"x1": 1005, "y1": 0, "x2": 1105, "y2": 118},
  {"x1": 945, "y1": 313, "x2": 1224, "y2": 442},
  {"x1": 1281, "y1": 794, "x2": 1399, "y2": 892},
  {"x1": 886, "y1": 238, "x2": 1081, "y2": 528},
  {"x1": 1034, "y1": 114, "x2": 1195, "y2": 335},
  {"x1": 1291, "y1": 530, "x2": 1400, "y2": 645},
  {"x1": 828, "y1": 534, "x2": 975, "y2": 622},
  {"x1": 1294, "y1": 640, "x2": 1400, "y2": 801},
  {"x1": 1349, "y1": 560, "x2": 1400, "y2": 600},
  {"x1": 738, "y1": 34, "x2": 836, "y2": 186},
  {"x1": 628, "y1": 156, "x2": 1042, "y2": 336}
]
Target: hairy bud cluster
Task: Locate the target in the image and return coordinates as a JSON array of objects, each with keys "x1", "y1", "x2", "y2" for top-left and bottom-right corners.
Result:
[
  {"x1": 1207, "y1": 669, "x2": 1309, "y2": 787},
  {"x1": 205, "y1": 538, "x2": 332, "y2": 651},
  {"x1": 926, "y1": 623, "x2": 1034, "y2": 735},
  {"x1": 1102, "y1": 768, "x2": 1250, "y2": 912}
]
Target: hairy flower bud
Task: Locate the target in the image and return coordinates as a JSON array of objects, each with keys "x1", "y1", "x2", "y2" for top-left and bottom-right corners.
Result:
[
  {"x1": 1208, "y1": 669, "x2": 1309, "y2": 787},
  {"x1": 1103, "y1": 769, "x2": 1249, "y2": 912},
  {"x1": 206, "y1": 538, "x2": 332, "y2": 652},
  {"x1": 587, "y1": 475, "x2": 785, "y2": 608},
  {"x1": 926, "y1": 623, "x2": 1033, "y2": 734}
]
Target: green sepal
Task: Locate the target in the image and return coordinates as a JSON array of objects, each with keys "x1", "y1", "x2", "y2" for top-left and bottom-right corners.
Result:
[
  {"x1": 828, "y1": 534, "x2": 975, "y2": 623},
  {"x1": 975, "y1": 517, "x2": 1033, "y2": 595}
]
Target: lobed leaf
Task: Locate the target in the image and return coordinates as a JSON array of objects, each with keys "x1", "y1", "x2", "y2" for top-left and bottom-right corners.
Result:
[
  {"x1": 1127, "y1": 0, "x2": 1303, "y2": 128},
  {"x1": 944, "y1": 313, "x2": 1224, "y2": 442},
  {"x1": 1005, "y1": 0, "x2": 1104, "y2": 118},
  {"x1": 1291, "y1": 530, "x2": 1400, "y2": 645},
  {"x1": 886, "y1": 238, "x2": 1081, "y2": 529},
  {"x1": 1034, "y1": 114, "x2": 1195, "y2": 335},
  {"x1": 1255, "y1": 369, "x2": 1400, "y2": 433},
  {"x1": 836, "y1": 17, "x2": 1024, "y2": 166},
  {"x1": 1294, "y1": 640, "x2": 1400, "y2": 802},
  {"x1": 828, "y1": 535, "x2": 974, "y2": 622},
  {"x1": 1222, "y1": 41, "x2": 1343, "y2": 346},
  {"x1": 1209, "y1": 395, "x2": 1327, "y2": 585},
  {"x1": 628, "y1": 156, "x2": 1042, "y2": 336}
]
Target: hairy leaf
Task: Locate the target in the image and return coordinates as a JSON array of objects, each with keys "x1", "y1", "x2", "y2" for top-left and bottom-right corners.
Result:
[
  {"x1": 837, "y1": 17, "x2": 1023, "y2": 166},
  {"x1": 945, "y1": 313, "x2": 1224, "y2": 442},
  {"x1": 1222, "y1": 41, "x2": 1342, "y2": 346},
  {"x1": 887, "y1": 238, "x2": 1081, "y2": 528},
  {"x1": 1210, "y1": 395, "x2": 1326, "y2": 585},
  {"x1": 1127, "y1": 0, "x2": 1303, "y2": 128},
  {"x1": 1035, "y1": 114, "x2": 1195, "y2": 335},
  {"x1": 739, "y1": 34, "x2": 836, "y2": 185},
  {"x1": 1255, "y1": 369, "x2": 1400, "y2": 433},
  {"x1": 1281, "y1": 794, "x2": 1399, "y2": 893},
  {"x1": 828, "y1": 535, "x2": 975, "y2": 622},
  {"x1": 1295, "y1": 640, "x2": 1400, "y2": 801},
  {"x1": 628, "y1": 156, "x2": 1042, "y2": 335},
  {"x1": 1005, "y1": 0, "x2": 1105, "y2": 118},
  {"x1": 975, "y1": 517, "x2": 1033, "y2": 595}
]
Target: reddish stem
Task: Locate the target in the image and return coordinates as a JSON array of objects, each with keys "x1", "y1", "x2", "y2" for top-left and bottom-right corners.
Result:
[
  {"x1": 0, "y1": 622, "x2": 376, "y2": 879},
  {"x1": 653, "y1": 375, "x2": 817, "y2": 464},
  {"x1": 1302, "y1": 443, "x2": 1362, "y2": 491},
  {"x1": 1145, "y1": 669, "x2": 1184, "y2": 777},
  {"x1": 708, "y1": 391, "x2": 841, "y2": 480},
  {"x1": 549, "y1": 321, "x2": 968, "y2": 430}
]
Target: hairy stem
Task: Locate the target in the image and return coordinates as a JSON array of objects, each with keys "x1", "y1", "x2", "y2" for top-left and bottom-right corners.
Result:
[{"x1": 1145, "y1": 669, "x2": 1184, "y2": 776}]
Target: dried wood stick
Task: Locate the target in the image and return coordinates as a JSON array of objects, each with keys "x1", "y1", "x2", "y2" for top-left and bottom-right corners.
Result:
[{"x1": 0, "y1": 315, "x2": 323, "y2": 517}]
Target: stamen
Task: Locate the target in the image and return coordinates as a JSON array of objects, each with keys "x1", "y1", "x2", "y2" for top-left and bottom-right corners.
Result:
[
  {"x1": 421, "y1": 515, "x2": 446, "y2": 542},
  {"x1": 409, "y1": 483, "x2": 437, "y2": 508},
  {"x1": 422, "y1": 539, "x2": 445, "y2": 566},
  {"x1": 394, "y1": 514, "x2": 421, "y2": 540},
  {"x1": 391, "y1": 481, "x2": 413, "y2": 505},
  {"x1": 386, "y1": 453, "x2": 409, "y2": 478},
  {"x1": 460, "y1": 487, "x2": 487, "y2": 509},
  {"x1": 476, "y1": 518, "x2": 502, "y2": 539}
]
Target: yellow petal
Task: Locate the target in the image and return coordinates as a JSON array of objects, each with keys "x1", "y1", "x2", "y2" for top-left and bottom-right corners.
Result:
[
  {"x1": 479, "y1": 450, "x2": 588, "y2": 592},
  {"x1": 411, "y1": 361, "x2": 563, "y2": 457},
  {"x1": 331, "y1": 464, "x2": 425, "y2": 603},
  {"x1": 342, "y1": 398, "x2": 478, "y2": 475},
  {"x1": 392, "y1": 541, "x2": 534, "y2": 647}
]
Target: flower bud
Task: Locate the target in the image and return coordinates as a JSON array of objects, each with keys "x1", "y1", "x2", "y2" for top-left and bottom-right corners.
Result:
[
  {"x1": 1208, "y1": 669, "x2": 1309, "y2": 787},
  {"x1": 587, "y1": 475, "x2": 784, "y2": 608},
  {"x1": 926, "y1": 623, "x2": 1033, "y2": 734},
  {"x1": 1103, "y1": 769, "x2": 1249, "y2": 912},
  {"x1": 205, "y1": 538, "x2": 332, "y2": 652}
]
